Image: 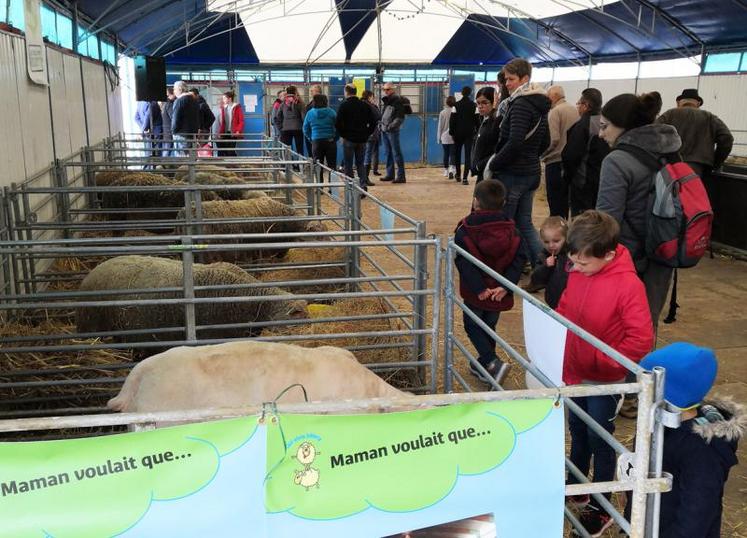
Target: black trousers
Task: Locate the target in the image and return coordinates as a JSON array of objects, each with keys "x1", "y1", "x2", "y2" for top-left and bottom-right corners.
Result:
[
  {"x1": 217, "y1": 135, "x2": 238, "y2": 157},
  {"x1": 453, "y1": 136, "x2": 474, "y2": 180},
  {"x1": 311, "y1": 139, "x2": 337, "y2": 182},
  {"x1": 280, "y1": 130, "x2": 304, "y2": 154}
]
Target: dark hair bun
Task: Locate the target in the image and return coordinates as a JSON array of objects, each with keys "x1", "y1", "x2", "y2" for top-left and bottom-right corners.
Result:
[{"x1": 638, "y1": 92, "x2": 662, "y2": 122}]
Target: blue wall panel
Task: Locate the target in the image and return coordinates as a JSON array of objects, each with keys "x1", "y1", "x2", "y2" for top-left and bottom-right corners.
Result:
[
  {"x1": 399, "y1": 116, "x2": 422, "y2": 163},
  {"x1": 425, "y1": 116, "x2": 443, "y2": 165},
  {"x1": 238, "y1": 82, "x2": 265, "y2": 154},
  {"x1": 424, "y1": 84, "x2": 443, "y2": 114},
  {"x1": 450, "y1": 75, "x2": 475, "y2": 100}
]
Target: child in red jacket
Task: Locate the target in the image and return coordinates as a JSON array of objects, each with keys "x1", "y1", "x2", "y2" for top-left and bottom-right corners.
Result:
[
  {"x1": 454, "y1": 179, "x2": 526, "y2": 385},
  {"x1": 556, "y1": 210, "x2": 654, "y2": 537}
]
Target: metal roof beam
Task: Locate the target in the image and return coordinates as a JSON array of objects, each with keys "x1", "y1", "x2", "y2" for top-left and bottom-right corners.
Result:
[{"x1": 626, "y1": 0, "x2": 704, "y2": 46}]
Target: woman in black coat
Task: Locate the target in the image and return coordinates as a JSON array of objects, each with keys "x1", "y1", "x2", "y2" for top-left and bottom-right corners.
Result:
[{"x1": 470, "y1": 87, "x2": 501, "y2": 183}]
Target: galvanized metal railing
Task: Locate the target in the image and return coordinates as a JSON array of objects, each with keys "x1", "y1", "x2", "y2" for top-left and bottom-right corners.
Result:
[{"x1": 443, "y1": 239, "x2": 673, "y2": 538}]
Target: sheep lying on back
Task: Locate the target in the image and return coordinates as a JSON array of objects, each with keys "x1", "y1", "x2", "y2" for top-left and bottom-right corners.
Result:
[
  {"x1": 76, "y1": 255, "x2": 307, "y2": 344},
  {"x1": 107, "y1": 341, "x2": 407, "y2": 418}
]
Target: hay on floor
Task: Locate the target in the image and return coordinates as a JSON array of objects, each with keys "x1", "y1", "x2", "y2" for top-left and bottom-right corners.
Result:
[
  {"x1": 0, "y1": 320, "x2": 134, "y2": 413},
  {"x1": 261, "y1": 297, "x2": 418, "y2": 389},
  {"x1": 258, "y1": 246, "x2": 347, "y2": 296}
]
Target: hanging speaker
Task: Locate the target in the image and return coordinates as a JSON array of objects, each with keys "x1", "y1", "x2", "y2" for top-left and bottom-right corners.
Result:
[{"x1": 134, "y1": 55, "x2": 166, "y2": 101}]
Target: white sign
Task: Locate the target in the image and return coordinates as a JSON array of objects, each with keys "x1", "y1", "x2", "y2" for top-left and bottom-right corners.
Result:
[
  {"x1": 522, "y1": 299, "x2": 567, "y2": 387},
  {"x1": 243, "y1": 94, "x2": 258, "y2": 113}
]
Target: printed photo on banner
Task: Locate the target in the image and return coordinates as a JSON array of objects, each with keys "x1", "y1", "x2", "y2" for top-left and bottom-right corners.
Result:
[{"x1": 381, "y1": 512, "x2": 496, "y2": 538}]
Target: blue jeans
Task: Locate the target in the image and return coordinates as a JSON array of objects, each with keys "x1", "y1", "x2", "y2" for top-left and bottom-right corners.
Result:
[
  {"x1": 568, "y1": 394, "x2": 622, "y2": 505},
  {"x1": 495, "y1": 172, "x2": 544, "y2": 265},
  {"x1": 463, "y1": 305, "x2": 500, "y2": 366},
  {"x1": 545, "y1": 161, "x2": 569, "y2": 219},
  {"x1": 382, "y1": 130, "x2": 405, "y2": 179},
  {"x1": 364, "y1": 137, "x2": 379, "y2": 172},
  {"x1": 342, "y1": 140, "x2": 368, "y2": 188},
  {"x1": 172, "y1": 134, "x2": 192, "y2": 157}
]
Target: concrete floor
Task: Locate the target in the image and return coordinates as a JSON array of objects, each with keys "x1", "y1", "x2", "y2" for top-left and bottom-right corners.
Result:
[{"x1": 358, "y1": 165, "x2": 747, "y2": 537}]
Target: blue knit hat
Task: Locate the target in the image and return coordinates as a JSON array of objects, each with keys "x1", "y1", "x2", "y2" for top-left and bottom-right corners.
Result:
[{"x1": 640, "y1": 342, "x2": 717, "y2": 409}]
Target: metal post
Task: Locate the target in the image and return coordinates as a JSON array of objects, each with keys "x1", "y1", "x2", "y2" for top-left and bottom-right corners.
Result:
[
  {"x1": 443, "y1": 242, "x2": 455, "y2": 392},
  {"x1": 349, "y1": 181, "x2": 362, "y2": 289},
  {"x1": 283, "y1": 146, "x2": 293, "y2": 205},
  {"x1": 181, "y1": 237, "x2": 197, "y2": 343},
  {"x1": 411, "y1": 221, "x2": 428, "y2": 374},
  {"x1": 82, "y1": 148, "x2": 97, "y2": 211},
  {"x1": 645, "y1": 366, "x2": 667, "y2": 538},
  {"x1": 428, "y1": 242, "x2": 442, "y2": 393},
  {"x1": 52, "y1": 160, "x2": 71, "y2": 240},
  {"x1": 305, "y1": 157, "x2": 315, "y2": 216},
  {"x1": 629, "y1": 370, "x2": 655, "y2": 537},
  {"x1": 19, "y1": 187, "x2": 37, "y2": 294},
  {"x1": 8, "y1": 188, "x2": 30, "y2": 296}
]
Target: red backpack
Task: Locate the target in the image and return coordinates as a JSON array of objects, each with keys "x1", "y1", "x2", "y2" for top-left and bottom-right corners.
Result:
[{"x1": 617, "y1": 144, "x2": 713, "y2": 268}]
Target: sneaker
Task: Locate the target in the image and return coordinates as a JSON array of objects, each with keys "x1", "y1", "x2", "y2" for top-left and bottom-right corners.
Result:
[
  {"x1": 573, "y1": 505, "x2": 614, "y2": 537},
  {"x1": 365, "y1": 180, "x2": 375, "y2": 186},
  {"x1": 393, "y1": 178, "x2": 406, "y2": 184},
  {"x1": 380, "y1": 176, "x2": 394, "y2": 181},
  {"x1": 566, "y1": 494, "x2": 590, "y2": 508},
  {"x1": 373, "y1": 170, "x2": 381, "y2": 176},
  {"x1": 469, "y1": 359, "x2": 509, "y2": 385},
  {"x1": 442, "y1": 168, "x2": 449, "y2": 177},
  {"x1": 462, "y1": 179, "x2": 469, "y2": 185},
  {"x1": 448, "y1": 171, "x2": 455, "y2": 180}
]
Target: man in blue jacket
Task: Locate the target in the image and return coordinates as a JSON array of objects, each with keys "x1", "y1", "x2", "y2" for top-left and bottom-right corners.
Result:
[{"x1": 134, "y1": 100, "x2": 162, "y2": 169}]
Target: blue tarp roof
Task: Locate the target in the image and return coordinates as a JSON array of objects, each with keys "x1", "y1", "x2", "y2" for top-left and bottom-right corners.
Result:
[{"x1": 72, "y1": 0, "x2": 747, "y2": 66}]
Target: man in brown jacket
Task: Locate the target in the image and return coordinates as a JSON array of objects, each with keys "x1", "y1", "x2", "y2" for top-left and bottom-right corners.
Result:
[
  {"x1": 542, "y1": 85, "x2": 579, "y2": 219},
  {"x1": 657, "y1": 88, "x2": 733, "y2": 179}
]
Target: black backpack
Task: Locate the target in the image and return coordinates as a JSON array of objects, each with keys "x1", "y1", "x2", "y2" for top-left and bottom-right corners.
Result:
[{"x1": 400, "y1": 96, "x2": 413, "y2": 115}]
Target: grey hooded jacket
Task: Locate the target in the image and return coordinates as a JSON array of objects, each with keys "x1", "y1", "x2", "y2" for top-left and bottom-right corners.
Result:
[{"x1": 596, "y1": 123, "x2": 681, "y2": 269}]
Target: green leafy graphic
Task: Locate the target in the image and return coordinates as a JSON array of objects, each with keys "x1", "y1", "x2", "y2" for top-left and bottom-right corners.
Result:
[
  {"x1": 0, "y1": 417, "x2": 257, "y2": 538},
  {"x1": 265, "y1": 399, "x2": 553, "y2": 519}
]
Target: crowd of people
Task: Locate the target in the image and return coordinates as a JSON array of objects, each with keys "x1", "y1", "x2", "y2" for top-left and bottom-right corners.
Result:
[
  {"x1": 451, "y1": 57, "x2": 740, "y2": 537},
  {"x1": 130, "y1": 64, "x2": 743, "y2": 537},
  {"x1": 135, "y1": 80, "x2": 245, "y2": 159}
]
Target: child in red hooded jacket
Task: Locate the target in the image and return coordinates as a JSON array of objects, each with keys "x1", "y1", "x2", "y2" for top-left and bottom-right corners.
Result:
[
  {"x1": 557, "y1": 210, "x2": 654, "y2": 537},
  {"x1": 454, "y1": 179, "x2": 526, "y2": 386}
]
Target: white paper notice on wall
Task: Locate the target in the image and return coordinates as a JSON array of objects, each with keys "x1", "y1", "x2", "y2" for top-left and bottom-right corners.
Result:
[
  {"x1": 24, "y1": 0, "x2": 48, "y2": 85},
  {"x1": 243, "y1": 94, "x2": 258, "y2": 113},
  {"x1": 522, "y1": 299, "x2": 567, "y2": 387}
]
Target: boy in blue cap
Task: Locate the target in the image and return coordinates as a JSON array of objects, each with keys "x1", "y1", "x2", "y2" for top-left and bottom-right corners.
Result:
[{"x1": 639, "y1": 342, "x2": 744, "y2": 537}]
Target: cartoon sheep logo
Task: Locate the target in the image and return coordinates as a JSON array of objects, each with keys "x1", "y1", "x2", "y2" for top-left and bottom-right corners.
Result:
[{"x1": 292, "y1": 441, "x2": 320, "y2": 491}]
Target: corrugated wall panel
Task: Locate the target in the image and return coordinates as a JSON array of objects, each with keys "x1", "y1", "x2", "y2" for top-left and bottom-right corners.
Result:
[
  {"x1": 82, "y1": 59, "x2": 109, "y2": 143},
  {"x1": 107, "y1": 76, "x2": 123, "y2": 136},
  {"x1": 47, "y1": 48, "x2": 73, "y2": 160},
  {"x1": 637, "y1": 76, "x2": 699, "y2": 112},
  {"x1": 699, "y1": 75, "x2": 747, "y2": 156},
  {"x1": 63, "y1": 54, "x2": 88, "y2": 151},
  {"x1": 589, "y1": 79, "x2": 637, "y2": 101},
  {"x1": 13, "y1": 35, "x2": 54, "y2": 179},
  {"x1": 0, "y1": 33, "x2": 28, "y2": 188}
]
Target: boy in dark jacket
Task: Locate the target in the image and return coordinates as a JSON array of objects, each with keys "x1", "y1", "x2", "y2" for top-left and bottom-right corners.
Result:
[
  {"x1": 454, "y1": 179, "x2": 526, "y2": 385},
  {"x1": 639, "y1": 342, "x2": 743, "y2": 538},
  {"x1": 557, "y1": 210, "x2": 654, "y2": 537},
  {"x1": 525, "y1": 216, "x2": 570, "y2": 309}
]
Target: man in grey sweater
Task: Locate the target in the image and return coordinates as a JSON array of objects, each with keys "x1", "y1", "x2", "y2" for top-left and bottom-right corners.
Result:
[
  {"x1": 656, "y1": 88, "x2": 733, "y2": 180},
  {"x1": 542, "y1": 85, "x2": 579, "y2": 219}
]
